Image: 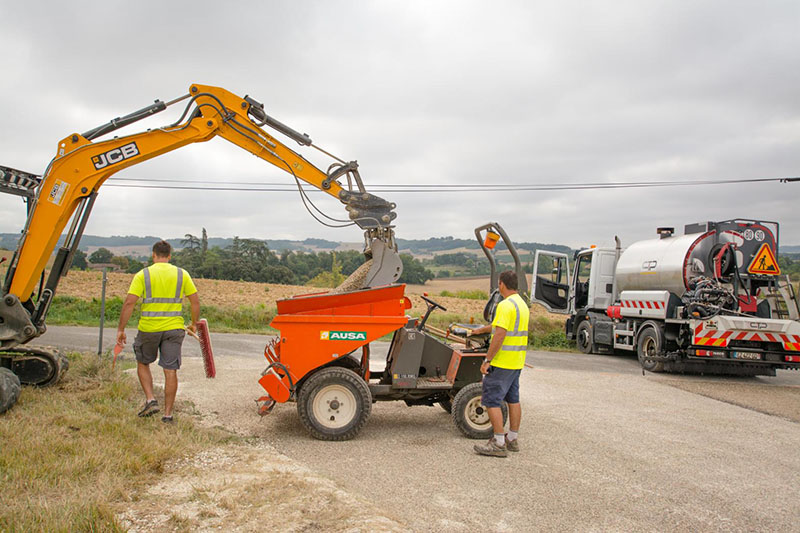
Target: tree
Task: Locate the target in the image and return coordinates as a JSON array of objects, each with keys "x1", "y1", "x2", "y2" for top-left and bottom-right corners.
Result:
[
  {"x1": 109, "y1": 255, "x2": 130, "y2": 270},
  {"x1": 126, "y1": 257, "x2": 145, "y2": 274},
  {"x1": 182, "y1": 233, "x2": 201, "y2": 250},
  {"x1": 89, "y1": 247, "x2": 114, "y2": 264},
  {"x1": 398, "y1": 254, "x2": 434, "y2": 285},
  {"x1": 306, "y1": 252, "x2": 346, "y2": 288},
  {"x1": 71, "y1": 249, "x2": 88, "y2": 270}
]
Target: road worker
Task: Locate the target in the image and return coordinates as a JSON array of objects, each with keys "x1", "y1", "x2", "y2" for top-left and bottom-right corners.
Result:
[
  {"x1": 468, "y1": 270, "x2": 529, "y2": 457},
  {"x1": 117, "y1": 240, "x2": 199, "y2": 423}
]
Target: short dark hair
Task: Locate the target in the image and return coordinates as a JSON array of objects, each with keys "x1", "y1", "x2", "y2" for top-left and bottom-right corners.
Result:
[
  {"x1": 499, "y1": 270, "x2": 517, "y2": 290},
  {"x1": 152, "y1": 240, "x2": 172, "y2": 258}
]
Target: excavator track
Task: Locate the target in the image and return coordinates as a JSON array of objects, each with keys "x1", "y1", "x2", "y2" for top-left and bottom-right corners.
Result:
[{"x1": 0, "y1": 346, "x2": 69, "y2": 387}]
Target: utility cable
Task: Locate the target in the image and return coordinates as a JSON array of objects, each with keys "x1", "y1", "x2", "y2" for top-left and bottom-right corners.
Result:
[{"x1": 104, "y1": 175, "x2": 796, "y2": 192}]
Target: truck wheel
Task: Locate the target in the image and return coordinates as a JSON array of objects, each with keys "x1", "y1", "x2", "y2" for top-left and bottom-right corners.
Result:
[
  {"x1": 452, "y1": 382, "x2": 507, "y2": 439},
  {"x1": 438, "y1": 397, "x2": 453, "y2": 413},
  {"x1": 0, "y1": 368, "x2": 21, "y2": 414},
  {"x1": 637, "y1": 327, "x2": 664, "y2": 372},
  {"x1": 576, "y1": 320, "x2": 594, "y2": 354},
  {"x1": 296, "y1": 367, "x2": 372, "y2": 441}
]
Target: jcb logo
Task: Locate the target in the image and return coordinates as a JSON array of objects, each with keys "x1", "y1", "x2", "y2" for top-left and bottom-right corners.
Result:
[{"x1": 92, "y1": 142, "x2": 139, "y2": 170}]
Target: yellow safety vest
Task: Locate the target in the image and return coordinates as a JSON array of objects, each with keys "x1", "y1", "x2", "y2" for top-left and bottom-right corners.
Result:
[
  {"x1": 141, "y1": 265, "x2": 184, "y2": 318},
  {"x1": 490, "y1": 293, "x2": 529, "y2": 370},
  {"x1": 128, "y1": 263, "x2": 195, "y2": 332}
]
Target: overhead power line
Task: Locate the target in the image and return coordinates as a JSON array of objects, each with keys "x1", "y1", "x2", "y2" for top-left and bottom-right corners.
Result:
[{"x1": 102, "y1": 175, "x2": 796, "y2": 193}]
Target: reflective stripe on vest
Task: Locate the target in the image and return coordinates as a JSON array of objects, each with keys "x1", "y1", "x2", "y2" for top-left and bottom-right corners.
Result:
[{"x1": 141, "y1": 266, "x2": 184, "y2": 317}]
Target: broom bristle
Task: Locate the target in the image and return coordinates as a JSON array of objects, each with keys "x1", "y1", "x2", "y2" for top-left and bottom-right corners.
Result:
[{"x1": 196, "y1": 319, "x2": 216, "y2": 378}]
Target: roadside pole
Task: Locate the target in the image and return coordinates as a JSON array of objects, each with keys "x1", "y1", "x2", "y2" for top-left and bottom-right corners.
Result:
[{"x1": 98, "y1": 267, "x2": 107, "y2": 355}]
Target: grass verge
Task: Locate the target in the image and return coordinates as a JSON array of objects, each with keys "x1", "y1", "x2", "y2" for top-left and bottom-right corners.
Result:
[
  {"x1": 528, "y1": 315, "x2": 573, "y2": 351},
  {"x1": 48, "y1": 294, "x2": 575, "y2": 351},
  {"x1": 0, "y1": 351, "x2": 236, "y2": 532},
  {"x1": 48, "y1": 295, "x2": 277, "y2": 334},
  {"x1": 438, "y1": 289, "x2": 488, "y2": 300}
]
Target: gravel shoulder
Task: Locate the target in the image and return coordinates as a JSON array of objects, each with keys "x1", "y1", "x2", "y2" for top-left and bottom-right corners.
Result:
[
  {"x1": 37, "y1": 327, "x2": 800, "y2": 531},
  {"x1": 173, "y1": 352, "x2": 800, "y2": 532}
]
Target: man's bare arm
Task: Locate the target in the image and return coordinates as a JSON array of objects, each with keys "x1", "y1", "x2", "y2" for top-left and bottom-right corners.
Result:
[
  {"x1": 187, "y1": 293, "x2": 200, "y2": 334},
  {"x1": 480, "y1": 326, "x2": 507, "y2": 374},
  {"x1": 117, "y1": 293, "x2": 139, "y2": 345}
]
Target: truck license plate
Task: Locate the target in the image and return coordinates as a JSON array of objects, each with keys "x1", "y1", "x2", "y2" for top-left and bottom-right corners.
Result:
[{"x1": 734, "y1": 351, "x2": 761, "y2": 360}]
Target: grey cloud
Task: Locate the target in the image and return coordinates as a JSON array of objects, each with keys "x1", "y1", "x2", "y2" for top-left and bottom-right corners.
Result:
[{"x1": 0, "y1": 0, "x2": 798, "y2": 250}]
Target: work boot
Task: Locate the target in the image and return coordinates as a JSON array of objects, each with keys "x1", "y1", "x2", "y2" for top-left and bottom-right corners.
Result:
[
  {"x1": 505, "y1": 435, "x2": 520, "y2": 452},
  {"x1": 473, "y1": 438, "x2": 508, "y2": 457},
  {"x1": 137, "y1": 399, "x2": 159, "y2": 417}
]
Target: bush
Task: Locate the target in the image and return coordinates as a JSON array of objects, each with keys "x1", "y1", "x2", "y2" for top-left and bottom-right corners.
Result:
[{"x1": 527, "y1": 315, "x2": 572, "y2": 350}]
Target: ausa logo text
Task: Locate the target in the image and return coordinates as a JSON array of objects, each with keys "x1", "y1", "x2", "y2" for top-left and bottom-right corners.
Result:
[
  {"x1": 92, "y1": 142, "x2": 139, "y2": 170},
  {"x1": 320, "y1": 330, "x2": 367, "y2": 341}
]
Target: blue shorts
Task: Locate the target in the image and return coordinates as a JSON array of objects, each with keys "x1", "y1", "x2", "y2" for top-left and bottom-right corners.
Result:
[{"x1": 481, "y1": 366, "x2": 521, "y2": 407}]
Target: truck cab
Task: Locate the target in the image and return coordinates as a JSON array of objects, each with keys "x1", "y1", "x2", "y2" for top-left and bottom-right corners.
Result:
[
  {"x1": 532, "y1": 246, "x2": 617, "y2": 316},
  {"x1": 531, "y1": 245, "x2": 619, "y2": 351}
]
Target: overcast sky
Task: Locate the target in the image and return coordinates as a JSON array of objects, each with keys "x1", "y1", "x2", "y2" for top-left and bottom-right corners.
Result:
[{"x1": 1, "y1": 1, "x2": 798, "y2": 250}]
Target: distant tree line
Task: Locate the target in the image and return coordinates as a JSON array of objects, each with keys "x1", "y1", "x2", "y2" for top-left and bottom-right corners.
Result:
[
  {"x1": 172, "y1": 233, "x2": 433, "y2": 285},
  {"x1": 76, "y1": 231, "x2": 434, "y2": 286}
]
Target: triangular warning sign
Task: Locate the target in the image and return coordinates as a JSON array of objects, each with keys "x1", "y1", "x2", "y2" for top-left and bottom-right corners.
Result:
[{"x1": 747, "y1": 243, "x2": 781, "y2": 275}]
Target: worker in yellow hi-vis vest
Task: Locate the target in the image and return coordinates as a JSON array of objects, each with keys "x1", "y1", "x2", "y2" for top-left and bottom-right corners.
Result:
[
  {"x1": 117, "y1": 240, "x2": 199, "y2": 423},
  {"x1": 467, "y1": 270, "x2": 529, "y2": 457}
]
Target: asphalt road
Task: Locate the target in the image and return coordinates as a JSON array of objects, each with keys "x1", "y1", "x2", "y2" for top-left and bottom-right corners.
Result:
[
  {"x1": 38, "y1": 326, "x2": 800, "y2": 531},
  {"x1": 41, "y1": 324, "x2": 800, "y2": 386}
]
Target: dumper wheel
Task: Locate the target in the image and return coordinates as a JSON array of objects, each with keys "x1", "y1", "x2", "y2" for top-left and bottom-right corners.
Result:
[
  {"x1": 452, "y1": 382, "x2": 507, "y2": 439},
  {"x1": 637, "y1": 327, "x2": 664, "y2": 372},
  {"x1": 0, "y1": 367, "x2": 21, "y2": 414},
  {"x1": 297, "y1": 367, "x2": 372, "y2": 441}
]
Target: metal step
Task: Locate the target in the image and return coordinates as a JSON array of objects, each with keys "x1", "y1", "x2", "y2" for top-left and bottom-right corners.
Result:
[{"x1": 416, "y1": 376, "x2": 453, "y2": 389}]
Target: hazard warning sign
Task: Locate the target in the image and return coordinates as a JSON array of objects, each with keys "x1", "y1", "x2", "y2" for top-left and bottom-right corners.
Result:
[{"x1": 748, "y1": 243, "x2": 781, "y2": 275}]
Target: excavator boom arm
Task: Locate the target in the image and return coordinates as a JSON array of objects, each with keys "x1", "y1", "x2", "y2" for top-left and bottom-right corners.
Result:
[{"x1": 0, "y1": 83, "x2": 399, "y2": 349}]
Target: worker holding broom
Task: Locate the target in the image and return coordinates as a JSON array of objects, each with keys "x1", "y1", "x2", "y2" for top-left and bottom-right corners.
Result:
[
  {"x1": 117, "y1": 240, "x2": 200, "y2": 423},
  {"x1": 468, "y1": 270, "x2": 529, "y2": 457}
]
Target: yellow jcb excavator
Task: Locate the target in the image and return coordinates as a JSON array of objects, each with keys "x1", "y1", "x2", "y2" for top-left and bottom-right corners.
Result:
[{"x1": 0, "y1": 83, "x2": 402, "y2": 413}]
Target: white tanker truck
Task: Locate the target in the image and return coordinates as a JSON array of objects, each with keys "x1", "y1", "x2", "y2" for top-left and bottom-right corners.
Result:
[{"x1": 532, "y1": 219, "x2": 800, "y2": 375}]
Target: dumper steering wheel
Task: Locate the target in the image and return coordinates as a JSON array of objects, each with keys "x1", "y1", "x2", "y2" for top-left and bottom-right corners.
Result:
[{"x1": 418, "y1": 295, "x2": 447, "y2": 330}]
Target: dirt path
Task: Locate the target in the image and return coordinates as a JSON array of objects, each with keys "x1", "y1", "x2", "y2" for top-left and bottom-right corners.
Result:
[{"x1": 119, "y1": 355, "x2": 406, "y2": 532}]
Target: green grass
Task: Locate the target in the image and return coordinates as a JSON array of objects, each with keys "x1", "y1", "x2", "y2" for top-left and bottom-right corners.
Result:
[
  {"x1": 47, "y1": 295, "x2": 278, "y2": 334},
  {"x1": 439, "y1": 289, "x2": 488, "y2": 300},
  {"x1": 48, "y1": 295, "x2": 575, "y2": 350},
  {"x1": 0, "y1": 351, "x2": 236, "y2": 532},
  {"x1": 527, "y1": 315, "x2": 573, "y2": 350}
]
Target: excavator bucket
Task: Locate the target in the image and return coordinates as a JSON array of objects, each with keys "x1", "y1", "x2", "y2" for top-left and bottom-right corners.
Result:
[{"x1": 331, "y1": 238, "x2": 403, "y2": 293}]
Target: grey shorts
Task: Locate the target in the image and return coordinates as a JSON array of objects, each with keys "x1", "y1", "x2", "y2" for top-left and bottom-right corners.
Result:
[{"x1": 133, "y1": 329, "x2": 185, "y2": 370}]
